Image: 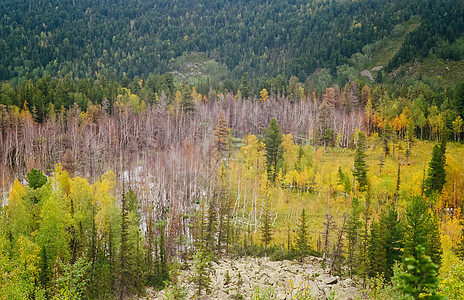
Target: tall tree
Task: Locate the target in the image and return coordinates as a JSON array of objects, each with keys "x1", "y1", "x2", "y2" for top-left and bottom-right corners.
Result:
[
  {"x1": 295, "y1": 209, "x2": 310, "y2": 258},
  {"x1": 347, "y1": 197, "x2": 362, "y2": 278},
  {"x1": 264, "y1": 118, "x2": 283, "y2": 182},
  {"x1": 403, "y1": 196, "x2": 442, "y2": 267},
  {"x1": 424, "y1": 139, "x2": 447, "y2": 198},
  {"x1": 213, "y1": 110, "x2": 230, "y2": 154},
  {"x1": 353, "y1": 132, "x2": 368, "y2": 192},
  {"x1": 393, "y1": 245, "x2": 445, "y2": 300},
  {"x1": 192, "y1": 249, "x2": 212, "y2": 296}
]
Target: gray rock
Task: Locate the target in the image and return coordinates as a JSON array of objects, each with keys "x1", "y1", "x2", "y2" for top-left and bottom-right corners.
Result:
[{"x1": 317, "y1": 273, "x2": 338, "y2": 285}]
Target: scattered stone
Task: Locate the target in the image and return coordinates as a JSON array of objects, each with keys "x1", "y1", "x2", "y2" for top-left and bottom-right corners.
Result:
[{"x1": 150, "y1": 256, "x2": 360, "y2": 299}]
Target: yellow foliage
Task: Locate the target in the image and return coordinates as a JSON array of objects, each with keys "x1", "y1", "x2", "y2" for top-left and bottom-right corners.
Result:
[
  {"x1": 8, "y1": 178, "x2": 24, "y2": 206},
  {"x1": 93, "y1": 171, "x2": 118, "y2": 238},
  {"x1": 260, "y1": 88, "x2": 269, "y2": 103},
  {"x1": 282, "y1": 134, "x2": 297, "y2": 172},
  {"x1": 17, "y1": 235, "x2": 41, "y2": 282}
]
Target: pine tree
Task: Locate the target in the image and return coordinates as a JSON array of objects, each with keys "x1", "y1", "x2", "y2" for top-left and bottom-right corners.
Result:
[
  {"x1": 353, "y1": 132, "x2": 368, "y2": 192},
  {"x1": 119, "y1": 189, "x2": 143, "y2": 298},
  {"x1": 360, "y1": 193, "x2": 371, "y2": 287},
  {"x1": 347, "y1": 197, "x2": 362, "y2": 278},
  {"x1": 393, "y1": 245, "x2": 445, "y2": 300},
  {"x1": 424, "y1": 139, "x2": 447, "y2": 198},
  {"x1": 426, "y1": 215, "x2": 443, "y2": 268},
  {"x1": 382, "y1": 205, "x2": 403, "y2": 281},
  {"x1": 240, "y1": 72, "x2": 250, "y2": 99},
  {"x1": 213, "y1": 111, "x2": 230, "y2": 154},
  {"x1": 26, "y1": 169, "x2": 47, "y2": 190},
  {"x1": 367, "y1": 220, "x2": 385, "y2": 278},
  {"x1": 404, "y1": 196, "x2": 429, "y2": 260},
  {"x1": 295, "y1": 209, "x2": 310, "y2": 258},
  {"x1": 403, "y1": 196, "x2": 441, "y2": 267},
  {"x1": 264, "y1": 118, "x2": 283, "y2": 182},
  {"x1": 181, "y1": 89, "x2": 195, "y2": 113},
  {"x1": 192, "y1": 249, "x2": 212, "y2": 296},
  {"x1": 205, "y1": 197, "x2": 217, "y2": 252}
]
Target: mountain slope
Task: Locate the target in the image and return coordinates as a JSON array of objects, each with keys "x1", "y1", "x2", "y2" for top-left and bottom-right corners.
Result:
[{"x1": 0, "y1": 0, "x2": 463, "y2": 85}]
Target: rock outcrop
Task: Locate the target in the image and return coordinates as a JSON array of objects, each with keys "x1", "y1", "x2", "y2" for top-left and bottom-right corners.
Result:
[{"x1": 150, "y1": 256, "x2": 361, "y2": 299}]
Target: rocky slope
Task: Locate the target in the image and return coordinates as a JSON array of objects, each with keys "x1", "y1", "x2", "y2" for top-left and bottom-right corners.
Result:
[{"x1": 150, "y1": 256, "x2": 362, "y2": 299}]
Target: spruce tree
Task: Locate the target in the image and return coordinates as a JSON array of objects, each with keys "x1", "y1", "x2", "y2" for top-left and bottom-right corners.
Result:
[
  {"x1": 367, "y1": 221, "x2": 385, "y2": 278},
  {"x1": 353, "y1": 132, "x2": 368, "y2": 192},
  {"x1": 192, "y1": 249, "x2": 212, "y2": 296},
  {"x1": 205, "y1": 197, "x2": 217, "y2": 252},
  {"x1": 404, "y1": 196, "x2": 429, "y2": 260},
  {"x1": 393, "y1": 245, "x2": 445, "y2": 300},
  {"x1": 213, "y1": 110, "x2": 230, "y2": 154},
  {"x1": 424, "y1": 139, "x2": 447, "y2": 198},
  {"x1": 382, "y1": 205, "x2": 403, "y2": 281},
  {"x1": 347, "y1": 198, "x2": 362, "y2": 278},
  {"x1": 426, "y1": 215, "x2": 443, "y2": 268},
  {"x1": 264, "y1": 118, "x2": 283, "y2": 182},
  {"x1": 403, "y1": 196, "x2": 442, "y2": 267},
  {"x1": 26, "y1": 168, "x2": 47, "y2": 189},
  {"x1": 295, "y1": 209, "x2": 310, "y2": 258}
]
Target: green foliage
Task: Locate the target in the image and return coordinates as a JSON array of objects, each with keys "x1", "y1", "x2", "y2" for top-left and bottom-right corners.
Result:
[
  {"x1": 424, "y1": 141, "x2": 447, "y2": 198},
  {"x1": 295, "y1": 209, "x2": 310, "y2": 258},
  {"x1": 52, "y1": 257, "x2": 90, "y2": 300},
  {"x1": 393, "y1": 245, "x2": 445, "y2": 300},
  {"x1": 264, "y1": 118, "x2": 283, "y2": 182},
  {"x1": 353, "y1": 132, "x2": 369, "y2": 192},
  {"x1": 119, "y1": 189, "x2": 145, "y2": 297},
  {"x1": 403, "y1": 196, "x2": 442, "y2": 267},
  {"x1": 192, "y1": 248, "x2": 212, "y2": 296},
  {"x1": 26, "y1": 169, "x2": 47, "y2": 189},
  {"x1": 364, "y1": 273, "x2": 402, "y2": 300},
  {"x1": 347, "y1": 198, "x2": 362, "y2": 277},
  {"x1": 252, "y1": 285, "x2": 276, "y2": 300},
  {"x1": 439, "y1": 260, "x2": 464, "y2": 300}
]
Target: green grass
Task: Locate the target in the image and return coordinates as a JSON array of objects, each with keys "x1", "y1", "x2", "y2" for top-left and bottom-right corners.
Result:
[
  {"x1": 368, "y1": 16, "x2": 421, "y2": 69},
  {"x1": 256, "y1": 138, "x2": 464, "y2": 259},
  {"x1": 404, "y1": 56, "x2": 464, "y2": 88}
]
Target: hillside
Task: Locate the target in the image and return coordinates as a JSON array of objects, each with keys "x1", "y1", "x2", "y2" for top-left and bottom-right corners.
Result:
[
  {"x1": 2, "y1": 1, "x2": 464, "y2": 300},
  {"x1": 0, "y1": 0, "x2": 463, "y2": 87}
]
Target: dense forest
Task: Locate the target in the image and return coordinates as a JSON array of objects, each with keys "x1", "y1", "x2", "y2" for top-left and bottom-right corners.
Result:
[
  {"x1": 1, "y1": 0, "x2": 464, "y2": 84},
  {"x1": 1, "y1": 0, "x2": 464, "y2": 299}
]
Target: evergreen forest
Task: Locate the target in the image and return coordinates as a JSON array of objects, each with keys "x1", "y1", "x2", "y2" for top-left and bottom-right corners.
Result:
[{"x1": 1, "y1": 0, "x2": 464, "y2": 299}]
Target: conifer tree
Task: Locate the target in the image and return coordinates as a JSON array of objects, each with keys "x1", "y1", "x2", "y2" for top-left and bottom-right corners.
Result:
[
  {"x1": 181, "y1": 88, "x2": 196, "y2": 113},
  {"x1": 119, "y1": 189, "x2": 143, "y2": 298},
  {"x1": 192, "y1": 249, "x2": 212, "y2": 296},
  {"x1": 393, "y1": 245, "x2": 445, "y2": 300},
  {"x1": 367, "y1": 221, "x2": 385, "y2": 278},
  {"x1": 264, "y1": 118, "x2": 283, "y2": 182},
  {"x1": 360, "y1": 193, "x2": 371, "y2": 286},
  {"x1": 426, "y1": 215, "x2": 443, "y2": 268},
  {"x1": 347, "y1": 197, "x2": 362, "y2": 278},
  {"x1": 353, "y1": 132, "x2": 368, "y2": 192},
  {"x1": 424, "y1": 139, "x2": 447, "y2": 198},
  {"x1": 382, "y1": 205, "x2": 403, "y2": 281},
  {"x1": 295, "y1": 209, "x2": 310, "y2": 258},
  {"x1": 404, "y1": 196, "x2": 429, "y2": 260},
  {"x1": 213, "y1": 110, "x2": 230, "y2": 154},
  {"x1": 206, "y1": 197, "x2": 217, "y2": 252},
  {"x1": 403, "y1": 196, "x2": 442, "y2": 267},
  {"x1": 26, "y1": 169, "x2": 47, "y2": 189}
]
